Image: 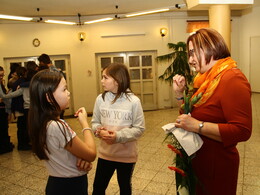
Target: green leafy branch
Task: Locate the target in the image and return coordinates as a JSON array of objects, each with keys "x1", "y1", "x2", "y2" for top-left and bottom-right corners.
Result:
[{"x1": 157, "y1": 42, "x2": 193, "y2": 85}]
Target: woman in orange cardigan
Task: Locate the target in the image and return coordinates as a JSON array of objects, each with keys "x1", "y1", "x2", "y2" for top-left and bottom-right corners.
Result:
[{"x1": 173, "y1": 28, "x2": 252, "y2": 195}]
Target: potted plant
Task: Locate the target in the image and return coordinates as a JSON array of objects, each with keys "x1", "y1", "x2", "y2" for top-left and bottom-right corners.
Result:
[
  {"x1": 157, "y1": 41, "x2": 193, "y2": 85},
  {"x1": 159, "y1": 42, "x2": 198, "y2": 195}
]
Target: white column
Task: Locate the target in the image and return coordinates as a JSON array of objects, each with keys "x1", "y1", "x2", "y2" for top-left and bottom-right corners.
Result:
[{"x1": 209, "y1": 4, "x2": 231, "y2": 50}]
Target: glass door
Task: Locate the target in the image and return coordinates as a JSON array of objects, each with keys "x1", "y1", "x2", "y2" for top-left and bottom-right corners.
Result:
[
  {"x1": 127, "y1": 52, "x2": 157, "y2": 110},
  {"x1": 96, "y1": 51, "x2": 157, "y2": 110},
  {"x1": 4, "y1": 55, "x2": 74, "y2": 116},
  {"x1": 97, "y1": 53, "x2": 127, "y2": 93}
]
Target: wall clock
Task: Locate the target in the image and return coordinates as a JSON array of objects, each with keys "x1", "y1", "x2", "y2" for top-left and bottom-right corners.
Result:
[{"x1": 32, "y1": 38, "x2": 40, "y2": 47}]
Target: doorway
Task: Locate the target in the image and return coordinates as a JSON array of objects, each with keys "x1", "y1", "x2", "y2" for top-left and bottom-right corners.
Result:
[
  {"x1": 3, "y1": 54, "x2": 74, "y2": 116},
  {"x1": 96, "y1": 51, "x2": 157, "y2": 110}
]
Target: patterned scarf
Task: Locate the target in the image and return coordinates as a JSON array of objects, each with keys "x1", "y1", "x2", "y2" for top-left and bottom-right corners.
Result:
[{"x1": 191, "y1": 57, "x2": 237, "y2": 108}]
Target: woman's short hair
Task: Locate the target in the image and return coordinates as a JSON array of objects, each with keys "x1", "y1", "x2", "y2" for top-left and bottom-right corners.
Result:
[{"x1": 187, "y1": 28, "x2": 230, "y2": 65}]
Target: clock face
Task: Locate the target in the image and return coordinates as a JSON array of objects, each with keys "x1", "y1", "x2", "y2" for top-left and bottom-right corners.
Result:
[{"x1": 33, "y1": 38, "x2": 40, "y2": 47}]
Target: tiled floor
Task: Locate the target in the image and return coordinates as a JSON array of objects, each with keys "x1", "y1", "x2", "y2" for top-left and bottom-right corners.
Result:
[{"x1": 0, "y1": 93, "x2": 260, "y2": 195}]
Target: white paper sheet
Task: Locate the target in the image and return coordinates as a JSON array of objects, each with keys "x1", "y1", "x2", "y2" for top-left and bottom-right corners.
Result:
[{"x1": 162, "y1": 123, "x2": 203, "y2": 156}]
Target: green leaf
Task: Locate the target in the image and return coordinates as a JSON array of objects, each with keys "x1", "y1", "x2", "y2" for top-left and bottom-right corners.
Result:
[{"x1": 157, "y1": 42, "x2": 193, "y2": 85}]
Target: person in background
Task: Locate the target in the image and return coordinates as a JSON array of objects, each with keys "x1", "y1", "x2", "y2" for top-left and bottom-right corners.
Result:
[
  {"x1": 38, "y1": 53, "x2": 63, "y2": 74},
  {"x1": 92, "y1": 63, "x2": 145, "y2": 195},
  {"x1": 38, "y1": 53, "x2": 52, "y2": 71},
  {"x1": 7, "y1": 71, "x2": 19, "y2": 91},
  {"x1": 18, "y1": 62, "x2": 38, "y2": 148},
  {"x1": 0, "y1": 61, "x2": 39, "y2": 151},
  {"x1": 173, "y1": 28, "x2": 252, "y2": 195},
  {"x1": 7, "y1": 63, "x2": 21, "y2": 89},
  {"x1": 38, "y1": 53, "x2": 66, "y2": 119},
  {"x1": 6, "y1": 63, "x2": 21, "y2": 123},
  {"x1": 28, "y1": 70, "x2": 96, "y2": 195},
  {"x1": 25, "y1": 61, "x2": 38, "y2": 81},
  {"x1": 9, "y1": 66, "x2": 31, "y2": 150},
  {"x1": 0, "y1": 66, "x2": 14, "y2": 154}
]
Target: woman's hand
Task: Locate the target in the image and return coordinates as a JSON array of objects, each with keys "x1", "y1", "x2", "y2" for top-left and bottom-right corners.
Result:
[
  {"x1": 74, "y1": 107, "x2": 89, "y2": 128},
  {"x1": 174, "y1": 114, "x2": 199, "y2": 133},
  {"x1": 174, "y1": 114, "x2": 222, "y2": 141},
  {"x1": 99, "y1": 129, "x2": 110, "y2": 137},
  {"x1": 75, "y1": 107, "x2": 87, "y2": 119},
  {"x1": 101, "y1": 130, "x2": 116, "y2": 145},
  {"x1": 173, "y1": 74, "x2": 186, "y2": 97}
]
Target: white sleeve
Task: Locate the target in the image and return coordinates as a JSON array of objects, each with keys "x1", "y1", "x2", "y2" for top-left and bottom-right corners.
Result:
[
  {"x1": 116, "y1": 98, "x2": 145, "y2": 143},
  {"x1": 0, "y1": 87, "x2": 23, "y2": 99}
]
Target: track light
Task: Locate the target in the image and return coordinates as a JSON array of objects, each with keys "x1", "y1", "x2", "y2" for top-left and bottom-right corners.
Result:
[
  {"x1": 175, "y1": 4, "x2": 186, "y2": 9},
  {"x1": 0, "y1": 14, "x2": 33, "y2": 21},
  {"x1": 126, "y1": 8, "x2": 170, "y2": 17},
  {"x1": 0, "y1": 4, "x2": 187, "y2": 25},
  {"x1": 84, "y1": 17, "x2": 114, "y2": 24},
  {"x1": 45, "y1": 20, "x2": 76, "y2": 25}
]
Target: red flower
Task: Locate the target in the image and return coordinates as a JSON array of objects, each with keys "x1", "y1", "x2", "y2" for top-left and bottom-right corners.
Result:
[
  {"x1": 167, "y1": 144, "x2": 183, "y2": 157},
  {"x1": 168, "y1": 166, "x2": 186, "y2": 177}
]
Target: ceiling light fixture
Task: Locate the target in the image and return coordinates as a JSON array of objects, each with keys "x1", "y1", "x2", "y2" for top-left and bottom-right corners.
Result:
[
  {"x1": 126, "y1": 8, "x2": 170, "y2": 17},
  {"x1": 0, "y1": 14, "x2": 33, "y2": 21},
  {"x1": 175, "y1": 4, "x2": 186, "y2": 9},
  {"x1": 0, "y1": 4, "x2": 187, "y2": 25},
  {"x1": 84, "y1": 17, "x2": 114, "y2": 24},
  {"x1": 45, "y1": 20, "x2": 76, "y2": 25},
  {"x1": 77, "y1": 13, "x2": 83, "y2": 25}
]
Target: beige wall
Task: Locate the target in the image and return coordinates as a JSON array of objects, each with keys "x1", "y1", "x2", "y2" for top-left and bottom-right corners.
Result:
[
  {"x1": 0, "y1": 7, "x2": 258, "y2": 113},
  {"x1": 239, "y1": 3, "x2": 260, "y2": 79}
]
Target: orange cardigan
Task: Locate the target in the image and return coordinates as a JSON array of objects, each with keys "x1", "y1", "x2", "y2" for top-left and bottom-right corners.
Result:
[{"x1": 191, "y1": 68, "x2": 252, "y2": 195}]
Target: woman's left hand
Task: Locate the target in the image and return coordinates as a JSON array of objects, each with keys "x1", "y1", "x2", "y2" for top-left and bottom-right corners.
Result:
[
  {"x1": 102, "y1": 131, "x2": 116, "y2": 144},
  {"x1": 174, "y1": 114, "x2": 199, "y2": 133}
]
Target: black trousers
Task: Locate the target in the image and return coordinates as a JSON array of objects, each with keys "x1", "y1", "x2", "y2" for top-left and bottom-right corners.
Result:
[
  {"x1": 46, "y1": 174, "x2": 88, "y2": 195},
  {"x1": 17, "y1": 109, "x2": 30, "y2": 148},
  {"x1": 0, "y1": 108, "x2": 9, "y2": 141},
  {"x1": 0, "y1": 108, "x2": 13, "y2": 154},
  {"x1": 92, "y1": 158, "x2": 135, "y2": 195}
]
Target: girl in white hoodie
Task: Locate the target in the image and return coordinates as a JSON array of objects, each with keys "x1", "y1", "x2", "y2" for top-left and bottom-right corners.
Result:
[{"x1": 92, "y1": 63, "x2": 145, "y2": 195}]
